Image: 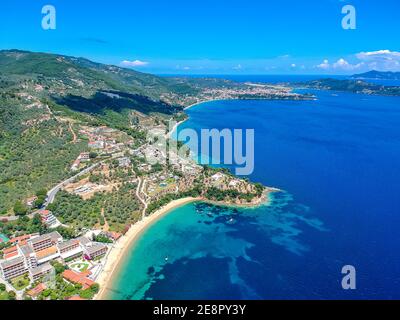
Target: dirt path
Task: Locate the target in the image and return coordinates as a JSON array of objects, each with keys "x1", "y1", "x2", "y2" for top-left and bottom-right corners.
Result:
[
  {"x1": 101, "y1": 207, "x2": 110, "y2": 231},
  {"x1": 136, "y1": 178, "x2": 148, "y2": 219},
  {"x1": 69, "y1": 121, "x2": 77, "y2": 143}
]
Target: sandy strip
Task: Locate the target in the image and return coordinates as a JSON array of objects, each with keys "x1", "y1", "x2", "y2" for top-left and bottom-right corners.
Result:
[
  {"x1": 95, "y1": 197, "x2": 201, "y2": 300},
  {"x1": 184, "y1": 99, "x2": 225, "y2": 110}
]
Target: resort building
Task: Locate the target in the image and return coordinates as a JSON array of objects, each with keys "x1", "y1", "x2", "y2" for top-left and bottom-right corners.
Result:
[
  {"x1": 3, "y1": 246, "x2": 19, "y2": 260},
  {"x1": 28, "y1": 231, "x2": 62, "y2": 252},
  {"x1": 76, "y1": 236, "x2": 91, "y2": 247},
  {"x1": 0, "y1": 256, "x2": 28, "y2": 281},
  {"x1": 29, "y1": 263, "x2": 54, "y2": 282},
  {"x1": 62, "y1": 270, "x2": 95, "y2": 290},
  {"x1": 9, "y1": 234, "x2": 35, "y2": 246},
  {"x1": 57, "y1": 239, "x2": 83, "y2": 261},
  {"x1": 19, "y1": 244, "x2": 38, "y2": 269},
  {"x1": 18, "y1": 245, "x2": 38, "y2": 268},
  {"x1": 83, "y1": 243, "x2": 107, "y2": 260},
  {"x1": 35, "y1": 246, "x2": 59, "y2": 265},
  {"x1": 0, "y1": 231, "x2": 108, "y2": 284}
]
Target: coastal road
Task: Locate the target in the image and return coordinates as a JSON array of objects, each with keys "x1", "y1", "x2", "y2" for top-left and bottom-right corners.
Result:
[{"x1": 44, "y1": 161, "x2": 104, "y2": 207}]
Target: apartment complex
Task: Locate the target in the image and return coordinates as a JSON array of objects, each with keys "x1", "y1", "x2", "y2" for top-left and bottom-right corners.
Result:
[
  {"x1": 0, "y1": 256, "x2": 27, "y2": 281},
  {"x1": 0, "y1": 231, "x2": 108, "y2": 283}
]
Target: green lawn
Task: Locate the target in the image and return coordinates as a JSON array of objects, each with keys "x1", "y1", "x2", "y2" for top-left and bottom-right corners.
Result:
[
  {"x1": 11, "y1": 274, "x2": 30, "y2": 291},
  {"x1": 0, "y1": 291, "x2": 9, "y2": 300},
  {"x1": 70, "y1": 262, "x2": 89, "y2": 272}
]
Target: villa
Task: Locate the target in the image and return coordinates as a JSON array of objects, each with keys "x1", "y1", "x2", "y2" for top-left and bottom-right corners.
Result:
[{"x1": 37, "y1": 210, "x2": 58, "y2": 227}]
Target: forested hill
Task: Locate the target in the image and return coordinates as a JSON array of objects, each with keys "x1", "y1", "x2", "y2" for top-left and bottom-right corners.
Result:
[
  {"x1": 351, "y1": 70, "x2": 400, "y2": 80},
  {"x1": 0, "y1": 50, "x2": 246, "y2": 214},
  {"x1": 300, "y1": 78, "x2": 400, "y2": 96},
  {"x1": 0, "y1": 49, "x2": 202, "y2": 214}
]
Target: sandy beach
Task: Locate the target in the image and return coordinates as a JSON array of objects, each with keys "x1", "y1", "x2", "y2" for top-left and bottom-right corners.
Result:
[{"x1": 95, "y1": 197, "x2": 201, "y2": 300}]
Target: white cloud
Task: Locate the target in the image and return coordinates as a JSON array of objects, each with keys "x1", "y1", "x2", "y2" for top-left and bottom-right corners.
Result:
[
  {"x1": 355, "y1": 50, "x2": 400, "y2": 71},
  {"x1": 317, "y1": 59, "x2": 330, "y2": 70},
  {"x1": 121, "y1": 60, "x2": 149, "y2": 67},
  {"x1": 356, "y1": 50, "x2": 400, "y2": 60},
  {"x1": 233, "y1": 64, "x2": 242, "y2": 70},
  {"x1": 316, "y1": 58, "x2": 363, "y2": 71},
  {"x1": 291, "y1": 63, "x2": 296, "y2": 68}
]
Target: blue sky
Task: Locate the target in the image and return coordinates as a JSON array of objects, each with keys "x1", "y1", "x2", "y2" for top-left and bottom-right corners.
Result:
[{"x1": 1, "y1": 0, "x2": 399, "y2": 74}]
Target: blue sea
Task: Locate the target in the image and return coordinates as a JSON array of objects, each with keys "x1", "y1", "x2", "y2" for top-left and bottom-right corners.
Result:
[{"x1": 109, "y1": 77, "x2": 400, "y2": 300}]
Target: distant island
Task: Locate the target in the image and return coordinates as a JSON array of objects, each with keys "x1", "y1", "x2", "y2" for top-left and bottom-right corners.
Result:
[
  {"x1": 300, "y1": 76, "x2": 400, "y2": 96},
  {"x1": 351, "y1": 70, "x2": 400, "y2": 80}
]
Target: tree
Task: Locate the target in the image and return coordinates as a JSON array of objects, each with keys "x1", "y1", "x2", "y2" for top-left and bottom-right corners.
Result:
[
  {"x1": 89, "y1": 152, "x2": 98, "y2": 159},
  {"x1": 0, "y1": 283, "x2": 6, "y2": 291},
  {"x1": 36, "y1": 189, "x2": 48, "y2": 197},
  {"x1": 51, "y1": 261, "x2": 66, "y2": 275},
  {"x1": 34, "y1": 196, "x2": 46, "y2": 208},
  {"x1": 8, "y1": 291, "x2": 16, "y2": 300},
  {"x1": 13, "y1": 201, "x2": 28, "y2": 216},
  {"x1": 90, "y1": 283, "x2": 100, "y2": 294}
]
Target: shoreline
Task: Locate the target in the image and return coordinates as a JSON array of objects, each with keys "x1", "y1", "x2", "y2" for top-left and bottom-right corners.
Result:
[
  {"x1": 95, "y1": 197, "x2": 202, "y2": 300},
  {"x1": 184, "y1": 98, "x2": 227, "y2": 110},
  {"x1": 95, "y1": 188, "x2": 278, "y2": 300},
  {"x1": 167, "y1": 99, "x2": 227, "y2": 139},
  {"x1": 95, "y1": 99, "x2": 279, "y2": 300}
]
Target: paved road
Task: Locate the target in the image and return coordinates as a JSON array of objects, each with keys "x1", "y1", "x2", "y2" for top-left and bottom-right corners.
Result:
[{"x1": 44, "y1": 162, "x2": 103, "y2": 207}]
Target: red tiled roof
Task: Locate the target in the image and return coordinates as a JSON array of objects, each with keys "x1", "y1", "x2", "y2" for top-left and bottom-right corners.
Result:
[
  {"x1": 4, "y1": 251, "x2": 19, "y2": 260},
  {"x1": 3, "y1": 245, "x2": 18, "y2": 254},
  {"x1": 10, "y1": 234, "x2": 31, "y2": 244},
  {"x1": 27, "y1": 283, "x2": 46, "y2": 297},
  {"x1": 38, "y1": 210, "x2": 51, "y2": 217},
  {"x1": 67, "y1": 296, "x2": 87, "y2": 300},
  {"x1": 62, "y1": 270, "x2": 95, "y2": 290},
  {"x1": 36, "y1": 246, "x2": 58, "y2": 260}
]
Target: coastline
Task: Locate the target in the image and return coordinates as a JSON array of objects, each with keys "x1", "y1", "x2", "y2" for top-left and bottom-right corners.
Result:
[
  {"x1": 95, "y1": 187, "x2": 278, "y2": 300},
  {"x1": 167, "y1": 99, "x2": 224, "y2": 139},
  {"x1": 95, "y1": 98, "x2": 278, "y2": 300},
  {"x1": 184, "y1": 98, "x2": 227, "y2": 110},
  {"x1": 95, "y1": 197, "x2": 202, "y2": 300}
]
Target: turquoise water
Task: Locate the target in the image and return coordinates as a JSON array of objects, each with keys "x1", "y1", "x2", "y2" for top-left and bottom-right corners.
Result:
[{"x1": 109, "y1": 87, "x2": 400, "y2": 300}]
